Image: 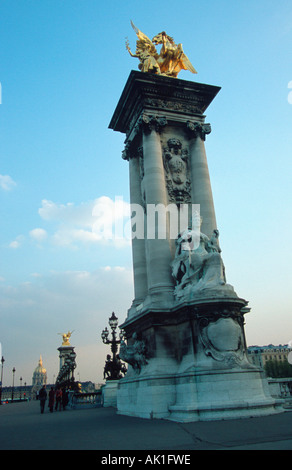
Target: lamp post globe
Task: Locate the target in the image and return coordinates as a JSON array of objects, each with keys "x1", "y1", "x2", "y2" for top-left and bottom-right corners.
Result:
[{"x1": 109, "y1": 312, "x2": 118, "y2": 330}]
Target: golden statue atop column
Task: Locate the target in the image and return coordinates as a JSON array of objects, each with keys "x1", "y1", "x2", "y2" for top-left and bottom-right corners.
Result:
[
  {"x1": 58, "y1": 330, "x2": 74, "y2": 346},
  {"x1": 126, "y1": 21, "x2": 197, "y2": 78}
]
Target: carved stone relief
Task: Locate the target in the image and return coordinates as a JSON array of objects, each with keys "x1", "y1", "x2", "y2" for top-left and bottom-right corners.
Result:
[
  {"x1": 171, "y1": 219, "x2": 237, "y2": 300},
  {"x1": 141, "y1": 114, "x2": 167, "y2": 134},
  {"x1": 119, "y1": 332, "x2": 148, "y2": 373},
  {"x1": 144, "y1": 97, "x2": 202, "y2": 115},
  {"x1": 186, "y1": 121, "x2": 211, "y2": 141},
  {"x1": 199, "y1": 316, "x2": 245, "y2": 367},
  {"x1": 163, "y1": 138, "x2": 191, "y2": 204}
]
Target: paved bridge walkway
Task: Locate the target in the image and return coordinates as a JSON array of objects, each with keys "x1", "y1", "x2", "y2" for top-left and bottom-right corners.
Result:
[{"x1": 1, "y1": 399, "x2": 292, "y2": 451}]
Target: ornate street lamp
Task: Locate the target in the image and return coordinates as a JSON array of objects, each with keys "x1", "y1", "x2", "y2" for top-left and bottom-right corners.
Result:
[
  {"x1": 101, "y1": 312, "x2": 127, "y2": 381},
  {"x1": 0, "y1": 356, "x2": 5, "y2": 405},
  {"x1": 11, "y1": 367, "x2": 16, "y2": 402},
  {"x1": 101, "y1": 327, "x2": 109, "y2": 343},
  {"x1": 69, "y1": 351, "x2": 77, "y2": 383}
]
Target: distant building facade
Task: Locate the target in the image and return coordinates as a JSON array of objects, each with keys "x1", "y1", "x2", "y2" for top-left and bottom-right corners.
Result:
[
  {"x1": 247, "y1": 345, "x2": 292, "y2": 402},
  {"x1": 247, "y1": 344, "x2": 292, "y2": 369}
]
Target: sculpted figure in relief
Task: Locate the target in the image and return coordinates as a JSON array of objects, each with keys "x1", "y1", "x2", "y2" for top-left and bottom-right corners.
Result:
[
  {"x1": 119, "y1": 332, "x2": 148, "y2": 373},
  {"x1": 171, "y1": 214, "x2": 234, "y2": 299},
  {"x1": 163, "y1": 138, "x2": 191, "y2": 204}
]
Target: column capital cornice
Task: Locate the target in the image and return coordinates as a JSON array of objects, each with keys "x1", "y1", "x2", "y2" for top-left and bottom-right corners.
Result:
[
  {"x1": 122, "y1": 140, "x2": 136, "y2": 160},
  {"x1": 122, "y1": 141, "x2": 132, "y2": 161},
  {"x1": 140, "y1": 114, "x2": 167, "y2": 134},
  {"x1": 122, "y1": 140, "x2": 143, "y2": 161},
  {"x1": 186, "y1": 121, "x2": 212, "y2": 141}
]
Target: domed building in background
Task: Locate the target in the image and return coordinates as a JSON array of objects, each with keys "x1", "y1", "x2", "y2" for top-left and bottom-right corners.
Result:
[{"x1": 31, "y1": 356, "x2": 47, "y2": 398}]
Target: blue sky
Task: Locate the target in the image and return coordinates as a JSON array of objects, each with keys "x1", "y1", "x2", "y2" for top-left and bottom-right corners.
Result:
[{"x1": 1, "y1": 0, "x2": 292, "y2": 385}]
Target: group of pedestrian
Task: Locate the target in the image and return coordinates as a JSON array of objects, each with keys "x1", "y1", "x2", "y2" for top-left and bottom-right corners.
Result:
[{"x1": 38, "y1": 385, "x2": 69, "y2": 414}]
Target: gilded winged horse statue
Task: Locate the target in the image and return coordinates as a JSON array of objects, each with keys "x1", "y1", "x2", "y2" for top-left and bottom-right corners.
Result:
[
  {"x1": 58, "y1": 330, "x2": 74, "y2": 346},
  {"x1": 126, "y1": 21, "x2": 197, "y2": 78}
]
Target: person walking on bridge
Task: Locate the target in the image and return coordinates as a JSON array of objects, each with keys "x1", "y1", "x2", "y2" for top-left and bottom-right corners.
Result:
[
  {"x1": 48, "y1": 387, "x2": 55, "y2": 413},
  {"x1": 55, "y1": 388, "x2": 62, "y2": 411},
  {"x1": 39, "y1": 386, "x2": 47, "y2": 414}
]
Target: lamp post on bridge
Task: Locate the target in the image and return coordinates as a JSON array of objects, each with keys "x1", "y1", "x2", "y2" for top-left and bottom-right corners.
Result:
[
  {"x1": 20, "y1": 376, "x2": 22, "y2": 400},
  {"x1": 101, "y1": 312, "x2": 127, "y2": 381},
  {"x1": 0, "y1": 356, "x2": 5, "y2": 405},
  {"x1": 11, "y1": 367, "x2": 15, "y2": 402}
]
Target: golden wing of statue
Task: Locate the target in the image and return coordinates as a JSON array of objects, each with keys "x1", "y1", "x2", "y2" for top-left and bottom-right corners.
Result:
[
  {"x1": 180, "y1": 52, "x2": 197, "y2": 74},
  {"x1": 173, "y1": 43, "x2": 197, "y2": 75},
  {"x1": 130, "y1": 20, "x2": 157, "y2": 55}
]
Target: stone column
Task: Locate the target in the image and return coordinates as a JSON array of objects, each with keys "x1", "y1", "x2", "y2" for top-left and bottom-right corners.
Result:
[
  {"x1": 124, "y1": 143, "x2": 148, "y2": 312},
  {"x1": 58, "y1": 346, "x2": 74, "y2": 370},
  {"x1": 142, "y1": 115, "x2": 174, "y2": 304},
  {"x1": 186, "y1": 121, "x2": 217, "y2": 238}
]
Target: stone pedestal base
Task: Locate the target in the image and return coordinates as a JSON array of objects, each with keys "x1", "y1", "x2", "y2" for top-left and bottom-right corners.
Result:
[
  {"x1": 117, "y1": 373, "x2": 175, "y2": 419},
  {"x1": 168, "y1": 368, "x2": 283, "y2": 422},
  {"x1": 102, "y1": 380, "x2": 119, "y2": 408},
  {"x1": 117, "y1": 297, "x2": 284, "y2": 422},
  {"x1": 117, "y1": 368, "x2": 283, "y2": 422}
]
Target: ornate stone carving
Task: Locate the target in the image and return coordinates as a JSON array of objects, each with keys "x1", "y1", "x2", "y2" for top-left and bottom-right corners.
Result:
[
  {"x1": 199, "y1": 317, "x2": 245, "y2": 367},
  {"x1": 186, "y1": 120, "x2": 211, "y2": 141},
  {"x1": 141, "y1": 114, "x2": 167, "y2": 134},
  {"x1": 171, "y1": 216, "x2": 235, "y2": 300},
  {"x1": 119, "y1": 332, "x2": 148, "y2": 373},
  {"x1": 122, "y1": 140, "x2": 133, "y2": 160},
  {"x1": 144, "y1": 97, "x2": 202, "y2": 115},
  {"x1": 163, "y1": 138, "x2": 191, "y2": 204},
  {"x1": 122, "y1": 142, "x2": 144, "y2": 163}
]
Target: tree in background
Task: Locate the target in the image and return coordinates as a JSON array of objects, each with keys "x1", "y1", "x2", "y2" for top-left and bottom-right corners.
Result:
[{"x1": 264, "y1": 359, "x2": 292, "y2": 378}]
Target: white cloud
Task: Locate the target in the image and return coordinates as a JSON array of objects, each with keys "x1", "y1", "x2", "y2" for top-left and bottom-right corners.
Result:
[
  {"x1": 0, "y1": 174, "x2": 16, "y2": 191},
  {"x1": 9, "y1": 240, "x2": 21, "y2": 249},
  {"x1": 29, "y1": 228, "x2": 47, "y2": 242},
  {"x1": 38, "y1": 199, "x2": 94, "y2": 227},
  {"x1": 9, "y1": 235, "x2": 23, "y2": 249},
  {"x1": 6, "y1": 196, "x2": 131, "y2": 261},
  {"x1": 37, "y1": 196, "x2": 131, "y2": 249},
  {"x1": 102, "y1": 266, "x2": 127, "y2": 272}
]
